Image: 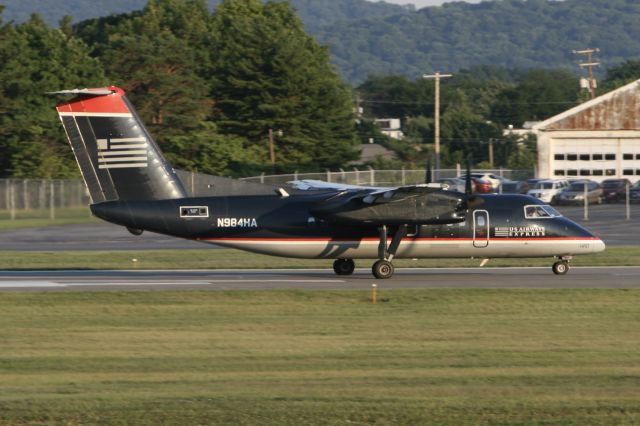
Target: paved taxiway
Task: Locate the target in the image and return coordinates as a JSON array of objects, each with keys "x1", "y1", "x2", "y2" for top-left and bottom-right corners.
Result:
[{"x1": 0, "y1": 266, "x2": 639, "y2": 291}]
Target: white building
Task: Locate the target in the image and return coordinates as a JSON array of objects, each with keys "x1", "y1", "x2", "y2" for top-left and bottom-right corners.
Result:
[
  {"x1": 374, "y1": 118, "x2": 404, "y2": 140},
  {"x1": 532, "y1": 79, "x2": 640, "y2": 182}
]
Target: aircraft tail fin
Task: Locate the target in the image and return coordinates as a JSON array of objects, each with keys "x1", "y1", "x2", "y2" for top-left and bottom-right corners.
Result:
[{"x1": 53, "y1": 86, "x2": 187, "y2": 203}]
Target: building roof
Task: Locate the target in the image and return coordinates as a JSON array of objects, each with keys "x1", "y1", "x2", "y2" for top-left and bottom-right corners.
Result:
[
  {"x1": 533, "y1": 79, "x2": 640, "y2": 131},
  {"x1": 358, "y1": 143, "x2": 397, "y2": 163}
]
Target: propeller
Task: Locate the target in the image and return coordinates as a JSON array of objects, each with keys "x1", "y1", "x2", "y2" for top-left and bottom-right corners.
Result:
[
  {"x1": 463, "y1": 154, "x2": 484, "y2": 209},
  {"x1": 465, "y1": 155, "x2": 473, "y2": 196},
  {"x1": 425, "y1": 157, "x2": 432, "y2": 184}
]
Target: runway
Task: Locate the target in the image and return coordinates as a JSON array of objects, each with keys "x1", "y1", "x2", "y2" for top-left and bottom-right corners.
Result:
[{"x1": 1, "y1": 266, "x2": 639, "y2": 291}]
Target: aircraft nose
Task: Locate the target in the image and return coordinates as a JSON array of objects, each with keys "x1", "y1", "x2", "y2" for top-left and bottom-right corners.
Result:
[{"x1": 591, "y1": 237, "x2": 606, "y2": 253}]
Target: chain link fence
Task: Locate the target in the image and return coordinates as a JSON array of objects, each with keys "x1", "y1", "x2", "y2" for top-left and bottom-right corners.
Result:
[
  {"x1": 0, "y1": 168, "x2": 535, "y2": 220},
  {"x1": 240, "y1": 168, "x2": 535, "y2": 186},
  {"x1": 0, "y1": 179, "x2": 91, "y2": 220}
]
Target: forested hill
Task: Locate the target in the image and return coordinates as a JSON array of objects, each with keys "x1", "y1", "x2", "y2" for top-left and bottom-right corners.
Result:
[
  {"x1": 0, "y1": 0, "x2": 412, "y2": 32},
  {"x1": 317, "y1": 0, "x2": 640, "y2": 83},
  {"x1": 2, "y1": 0, "x2": 640, "y2": 85}
]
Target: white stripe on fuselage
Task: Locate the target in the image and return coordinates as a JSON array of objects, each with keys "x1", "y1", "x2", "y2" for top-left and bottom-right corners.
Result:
[{"x1": 197, "y1": 238, "x2": 605, "y2": 259}]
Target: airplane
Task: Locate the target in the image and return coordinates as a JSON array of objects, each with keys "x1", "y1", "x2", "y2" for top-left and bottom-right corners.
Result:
[{"x1": 50, "y1": 86, "x2": 605, "y2": 279}]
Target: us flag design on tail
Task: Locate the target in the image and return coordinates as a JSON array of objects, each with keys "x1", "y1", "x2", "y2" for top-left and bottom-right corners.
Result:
[{"x1": 97, "y1": 137, "x2": 149, "y2": 169}]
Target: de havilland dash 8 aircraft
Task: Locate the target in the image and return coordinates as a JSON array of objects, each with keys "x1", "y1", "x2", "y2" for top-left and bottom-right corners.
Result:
[{"x1": 50, "y1": 86, "x2": 605, "y2": 279}]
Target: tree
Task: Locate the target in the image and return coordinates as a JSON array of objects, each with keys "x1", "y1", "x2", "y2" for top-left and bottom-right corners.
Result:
[
  {"x1": 490, "y1": 69, "x2": 580, "y2": 128},
  {"x1": 440, "y1": 94, "x2": 502, "y2": 166},
  {"x1": 210, "y1": 0, "x2": 358, "y2": 171},
  {"x1": 601, "y1": 59, "x2": 640, "y2": 92},
  {"x1": 0, "y1": 13, "x2": 105, "y2": 178}
]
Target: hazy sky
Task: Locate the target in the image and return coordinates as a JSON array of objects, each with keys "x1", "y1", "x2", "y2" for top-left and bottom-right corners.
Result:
[{"x1": 376, "y1": 0, "x2": 483, "y2": 7}]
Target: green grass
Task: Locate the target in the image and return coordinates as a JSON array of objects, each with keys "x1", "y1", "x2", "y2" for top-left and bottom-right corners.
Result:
[
  {"x1": 0, "y1": 246, "x2": 639, "y2": 270},
  {"x1": 0, "y1": 289, "x2": 639, "y2": 425},
  {"x1": 0, "y1": 207, "x2": 98, "y2": 229}
]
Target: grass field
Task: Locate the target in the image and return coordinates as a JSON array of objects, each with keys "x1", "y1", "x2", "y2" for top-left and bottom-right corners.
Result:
[
  {"x1": 0, "y1": 208, "x2": 98, "y2": 230},
  {"x1": 0, "y1": 289, "x2": 639, "y2": 425},
  {"x1": 0, "y1": 246, "x2": 639, "y2": 270}
]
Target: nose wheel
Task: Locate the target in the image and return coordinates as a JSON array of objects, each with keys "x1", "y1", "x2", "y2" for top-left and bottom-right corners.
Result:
[
  {"x1": 371, "y1": 225, "x2": 407, "y2": 279},
  {"x1": 552, "y1": 260, "x2": 570, "y2": 275},
  {"x1": 372, "y1": 259, "x2": 394, "y2": 279},
  {"x1": 333, "y1": 259, "x2": 355, "y2": 275}
]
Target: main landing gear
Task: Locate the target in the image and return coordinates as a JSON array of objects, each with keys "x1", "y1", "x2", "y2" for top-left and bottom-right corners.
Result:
[
  {"x1": 372, "y1": 224, "x2": 407, "y2": 279},
  {"x1": 552, "y1": 256, "x2": 572, "y2": 275},
  {"x1": 333, "y1": 258, "x2": 355, "y2": 275}
]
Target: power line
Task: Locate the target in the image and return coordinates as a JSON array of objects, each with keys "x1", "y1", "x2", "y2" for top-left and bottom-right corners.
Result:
[{"x1": 359, "y1": 99, "x2": 580, "y2": 106}]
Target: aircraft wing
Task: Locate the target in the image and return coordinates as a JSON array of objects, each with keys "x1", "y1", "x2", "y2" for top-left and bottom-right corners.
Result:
[
  {"x1": 289, "y1": 179, "x2": 385, "y2": 191},
  {"x1": 309, "y1": 183, "x2": 465, "y2": 225}
]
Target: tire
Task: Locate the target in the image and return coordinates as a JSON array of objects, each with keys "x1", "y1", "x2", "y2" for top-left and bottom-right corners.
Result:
[
  {"x1": 372, "y1": 260, "x2": 394, "y2": 279},
  {"x1": 552, "y1": 261, "x2": 569, "y2": 275},
  {"x1": 333, "y1": 259, "x2": 355, "y2": 275}
]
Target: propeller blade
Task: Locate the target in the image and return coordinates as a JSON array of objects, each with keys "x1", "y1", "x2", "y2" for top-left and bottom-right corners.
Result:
[
  {"x1": 425, "y1": 158, "x2": 432, "y2": 184},
  {"x1": 465, "y1": 155, "x2": 473, "y2": 196}
]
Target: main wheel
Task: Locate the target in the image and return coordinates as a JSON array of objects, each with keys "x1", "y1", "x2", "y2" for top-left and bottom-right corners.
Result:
[
  {"x1": 333, "y1": 259, "x2": 355, "y2": 275},
  {"x1": 372, "y1": 260, "x2": 394, "y2": 279},
  {"x1": 552, "y1": 261, "x2": 569, "y2": 275}
]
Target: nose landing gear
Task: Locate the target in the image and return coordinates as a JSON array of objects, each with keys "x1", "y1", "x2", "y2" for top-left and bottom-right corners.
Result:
[
  {"x1": 552, "y1": 256, "x2": 572, "y2": 275},
  {"x1": 372, "y1": 224, "x2": 407, "y2": 279}
]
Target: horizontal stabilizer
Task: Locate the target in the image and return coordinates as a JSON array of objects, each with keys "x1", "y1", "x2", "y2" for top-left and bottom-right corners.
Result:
[{"x1": 47, "y1": 88, "x2": 116, "y2": 96}]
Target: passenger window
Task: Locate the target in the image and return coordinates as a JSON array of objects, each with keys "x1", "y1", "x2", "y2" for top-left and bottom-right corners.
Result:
[{"x1": 477, "y1": 216, "x2": 486, "y2": 227}]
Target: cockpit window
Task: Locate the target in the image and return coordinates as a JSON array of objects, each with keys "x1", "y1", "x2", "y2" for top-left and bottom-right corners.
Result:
[{"x1": 524, "y1": 205, "x2": 562, "y2": 219}]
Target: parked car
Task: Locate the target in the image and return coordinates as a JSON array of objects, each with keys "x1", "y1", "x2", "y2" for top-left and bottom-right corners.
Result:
[
  {"x1": 471, "y1": 177, "x2": 493, "y2": 193},
  {"x1": 526, "y1": 179, "x2": 569, "y2": 204},
  {"x1": 436, "y1": 177, "x2": 466, "y2": 193},
  {"x1": 630, "y1": 181, "x2": 640, "y2": 203},
  {"x1": 555, "y1": 180, "x2": 603, "y2": 205},
  {"x1": 500, "y1": 180, "x2": 530, "y2": 194},
  {"x1": 601, "y1": 178, "x2": 632, "y2": 203}
]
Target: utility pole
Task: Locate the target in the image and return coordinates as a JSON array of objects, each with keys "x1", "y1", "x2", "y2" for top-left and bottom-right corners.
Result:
[
  {"x1": 423, "y1": 72, "x2": 452, "y2": 176},
  {"x1": 573, "y1": 48, "x2": 600, "y2": 99},
  {"x1": 268, "y1": 128, "x2": 283, "y2": 173}
]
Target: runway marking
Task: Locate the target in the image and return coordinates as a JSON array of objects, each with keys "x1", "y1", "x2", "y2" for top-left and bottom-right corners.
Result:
[
  {"x1": 0, "y1": 279, "x2": 347, "y2": 288},
  {"x1": 205, "y1": 279, "x2": 345, "y2": 283},
  {"x1": 63, "y1": 280, "x2": 213, "y2": 286},
  {"x1": 0, "y1": 281, "x2": 65, "y2": 288}
]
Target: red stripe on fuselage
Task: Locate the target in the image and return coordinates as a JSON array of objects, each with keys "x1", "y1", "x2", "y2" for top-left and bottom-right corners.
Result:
[{"x1": 56, "y1": 86, "x2": 129, "y2": 114}]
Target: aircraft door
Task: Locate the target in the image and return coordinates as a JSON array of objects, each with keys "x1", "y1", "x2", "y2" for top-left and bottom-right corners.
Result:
[{"x1": 473, "y1": 210, "x2": 489, "y2": 248}]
